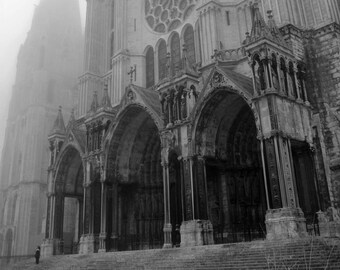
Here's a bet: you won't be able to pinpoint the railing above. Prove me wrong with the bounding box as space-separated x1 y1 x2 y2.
117 234 164 251
212 47 246 61
213 223 266 244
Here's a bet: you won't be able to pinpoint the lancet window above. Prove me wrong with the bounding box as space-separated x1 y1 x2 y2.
270 54 279 90
170 33 181 76
158 40 167 81
86 122 103 153
288 62 297 98
279 58 288 96
145 47 155 88
253 54 266 92
297 64 307 101
183 25 196 66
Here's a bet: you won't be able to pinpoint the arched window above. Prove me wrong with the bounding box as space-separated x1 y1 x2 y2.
253 54 266 91
183 25 196 66
194 20 202 63
288 62 297 98
297 64 306 101
270 54 279 90
280 58 288 95
145 47 155 88
170 33 181 76
158 40 167 80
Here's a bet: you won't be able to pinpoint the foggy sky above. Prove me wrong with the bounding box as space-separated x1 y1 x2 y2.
0 0 86 154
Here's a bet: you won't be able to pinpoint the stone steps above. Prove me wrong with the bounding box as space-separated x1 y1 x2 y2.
6 237 340 270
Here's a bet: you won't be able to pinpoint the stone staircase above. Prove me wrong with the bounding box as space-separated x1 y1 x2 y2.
6 237 340 270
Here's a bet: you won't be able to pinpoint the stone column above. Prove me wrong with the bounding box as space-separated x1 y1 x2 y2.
263 137 307 240
98 181 107 252
79 183 95 254
41 193 57 257
52 190 64 255
110 183 119 251
180 156 213 247
162 161 172 248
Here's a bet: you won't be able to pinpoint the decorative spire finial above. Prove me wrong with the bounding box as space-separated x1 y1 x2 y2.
90 91 99 112
49 105 66 136
101 84 112 108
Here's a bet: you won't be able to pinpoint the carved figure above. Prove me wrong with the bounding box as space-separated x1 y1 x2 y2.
271 66 279 90
279 67 287 94
257 62 266 90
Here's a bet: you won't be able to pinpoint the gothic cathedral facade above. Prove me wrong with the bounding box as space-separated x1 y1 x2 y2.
42 0 340 256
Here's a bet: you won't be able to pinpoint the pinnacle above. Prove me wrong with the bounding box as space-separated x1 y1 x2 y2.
49 106 66 136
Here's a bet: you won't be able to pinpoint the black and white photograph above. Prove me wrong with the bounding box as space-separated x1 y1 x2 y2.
0 0 340 269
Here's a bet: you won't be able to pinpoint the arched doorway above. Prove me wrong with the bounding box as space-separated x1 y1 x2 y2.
291 141 320 233
195 90 266 243
107 105 164 250
54 147 84 254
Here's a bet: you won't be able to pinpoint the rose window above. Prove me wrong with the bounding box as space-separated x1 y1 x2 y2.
145 0 197 33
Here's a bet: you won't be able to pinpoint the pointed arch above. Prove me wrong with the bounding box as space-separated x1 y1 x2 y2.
157 39 167 81
52 145 84 254
182 24 196 66
169 32 181 76
194 19 202 64
192 86 266 243
55 145 84 195
145 46 155 88
104 104 164 250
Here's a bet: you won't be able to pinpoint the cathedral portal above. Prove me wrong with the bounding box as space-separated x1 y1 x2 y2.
106 105 164 251
195 90 266 243
51 147 84 254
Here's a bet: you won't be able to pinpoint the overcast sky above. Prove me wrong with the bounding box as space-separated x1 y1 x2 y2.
0 0 86 154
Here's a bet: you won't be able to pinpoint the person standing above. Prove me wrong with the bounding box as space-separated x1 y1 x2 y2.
34 246 40 264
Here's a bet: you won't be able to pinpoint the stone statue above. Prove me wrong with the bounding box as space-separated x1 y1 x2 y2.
257 62 266 90
271 66 279 90
279 67 287 94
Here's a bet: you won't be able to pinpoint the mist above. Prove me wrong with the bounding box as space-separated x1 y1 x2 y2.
0 0 86 154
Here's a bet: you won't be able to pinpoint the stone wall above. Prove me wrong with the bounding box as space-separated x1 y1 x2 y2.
304 23 340 207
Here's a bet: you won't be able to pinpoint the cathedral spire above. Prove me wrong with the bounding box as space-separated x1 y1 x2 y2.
266 10 289 47
249 3 272 42
66 108 76 129
49 106 66 136
244 4 290 49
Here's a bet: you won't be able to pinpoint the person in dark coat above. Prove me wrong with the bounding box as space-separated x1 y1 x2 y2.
35 246 40 264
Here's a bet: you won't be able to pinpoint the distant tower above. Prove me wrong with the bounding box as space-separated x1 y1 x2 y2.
0 0 83 256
